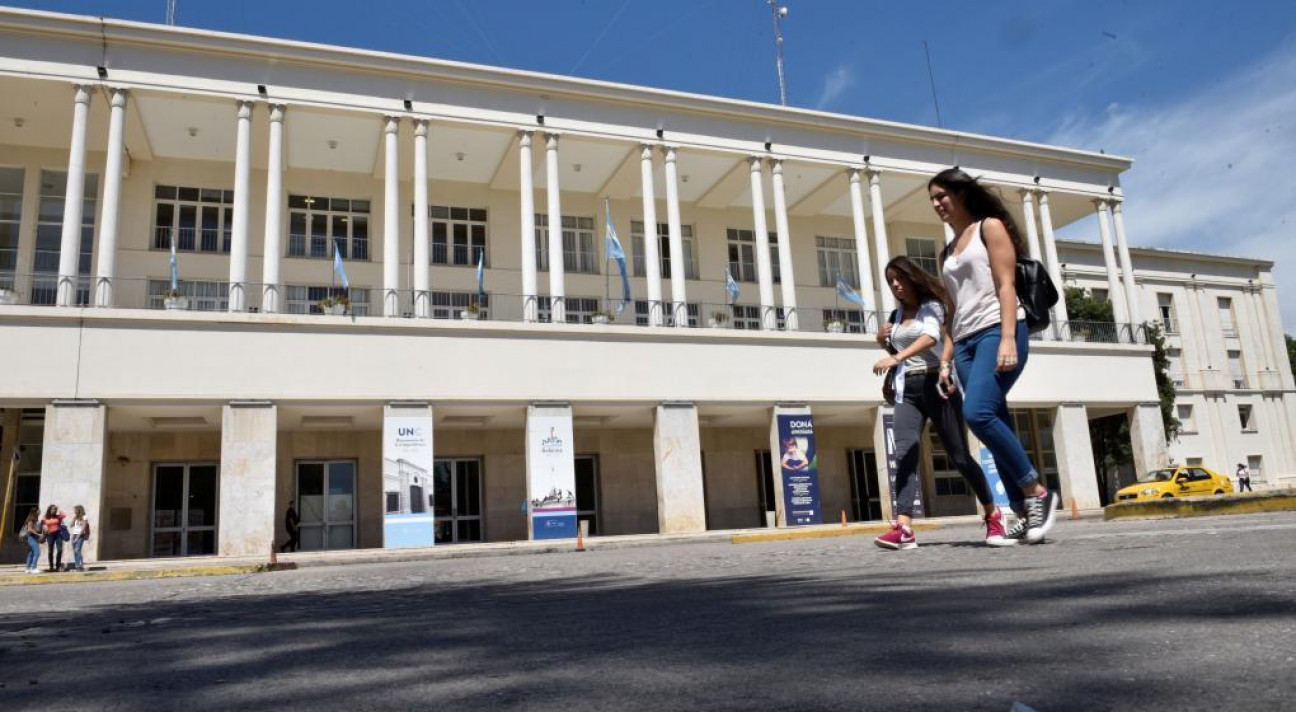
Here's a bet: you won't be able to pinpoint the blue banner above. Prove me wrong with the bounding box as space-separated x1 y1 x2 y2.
978 446 1012 509
776 413 822 526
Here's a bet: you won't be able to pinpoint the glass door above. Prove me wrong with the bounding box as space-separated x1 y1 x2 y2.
151 463 219 557
848 449 883 521
575 456 599 536
432 458 483 544
755 450 775 527
297 461 356 551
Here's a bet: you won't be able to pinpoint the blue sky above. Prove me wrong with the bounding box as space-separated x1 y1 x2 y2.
12 0 1296 329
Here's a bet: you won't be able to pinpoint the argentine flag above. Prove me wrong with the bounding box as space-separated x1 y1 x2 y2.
604 199 631 314
724 269 740 304
835 276 869 309
168 231 179 291
475 248 486 304
333 238 349 289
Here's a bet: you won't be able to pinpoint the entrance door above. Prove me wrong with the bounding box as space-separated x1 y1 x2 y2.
297 461 356 551
432 458 483 544
848 449 883 521
755 449 776 527
575 455 600 536
151 463 219 557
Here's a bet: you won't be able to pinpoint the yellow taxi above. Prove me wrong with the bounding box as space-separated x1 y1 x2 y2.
1115 465 1235 501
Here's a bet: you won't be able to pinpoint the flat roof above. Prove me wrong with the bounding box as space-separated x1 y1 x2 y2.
1056 239 1273 269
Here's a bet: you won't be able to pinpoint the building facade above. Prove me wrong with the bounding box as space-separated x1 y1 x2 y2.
4 7 1272 564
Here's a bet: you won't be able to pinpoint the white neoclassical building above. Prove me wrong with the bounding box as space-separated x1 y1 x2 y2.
0 8 1290 563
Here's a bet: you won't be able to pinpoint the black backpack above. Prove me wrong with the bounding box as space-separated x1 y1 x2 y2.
945 220 1059 334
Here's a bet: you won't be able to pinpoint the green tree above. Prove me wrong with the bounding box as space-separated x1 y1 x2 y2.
1065 286 1114 323
1287 334 1295 377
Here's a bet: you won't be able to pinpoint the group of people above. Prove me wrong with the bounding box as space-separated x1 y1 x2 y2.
871 168 1058 550
18 504 91 573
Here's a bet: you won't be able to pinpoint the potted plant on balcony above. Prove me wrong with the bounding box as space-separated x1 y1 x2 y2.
0 286 18 306
590 308 612 325
162 288 189 311
825 318 846 334
708 310 730 329
459 302 482 320
318 294 349 316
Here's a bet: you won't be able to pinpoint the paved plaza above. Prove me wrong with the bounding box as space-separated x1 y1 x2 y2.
2 513 1295 711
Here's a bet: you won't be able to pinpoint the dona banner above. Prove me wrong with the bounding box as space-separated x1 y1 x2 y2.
527 407 577 539
382 414 436 549
776 413 822 526
883 412 925 518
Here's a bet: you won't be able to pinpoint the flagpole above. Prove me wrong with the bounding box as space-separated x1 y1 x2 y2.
0 449 20 550
603 198 610 315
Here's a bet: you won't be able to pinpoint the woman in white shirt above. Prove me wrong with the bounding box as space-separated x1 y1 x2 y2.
871 256 1012 550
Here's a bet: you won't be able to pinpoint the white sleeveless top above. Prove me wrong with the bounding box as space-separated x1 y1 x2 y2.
941 221 1024 342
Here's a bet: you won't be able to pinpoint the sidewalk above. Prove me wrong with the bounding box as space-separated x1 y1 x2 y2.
1 513 1060 587
1103 488 1296 521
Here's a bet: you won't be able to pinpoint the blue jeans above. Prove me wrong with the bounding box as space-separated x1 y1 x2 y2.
72 538 85 570
25 535 41 570
954 320 1040 508
47 537 63 570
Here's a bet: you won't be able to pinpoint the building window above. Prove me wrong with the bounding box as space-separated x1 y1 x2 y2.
1166 348 1185 387
1092 288 1110 303
537 296 599 324
147 280 229 311
631 221 698 280
822 308 867 334
430 291 489 320
726 228 779 283
1177 404 1195 433
289 195 370 260
32 170 97 305
1157 293 1178 333
8 410 44 534
905 237 939 275
285 285 371 316
1238 404 1255 432
727 304 785 330
1227 349 1246 388
428 205 486 267
0 167 24 288
1217 297 1237 337
1247 455 1263 481
635 300 698 327
153 185 233 253
816 236 858 287
537 214 597 274
1185 457 1203 466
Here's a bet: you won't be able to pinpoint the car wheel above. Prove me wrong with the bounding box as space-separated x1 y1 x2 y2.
1161 494 1174 498
1214 489 1224 495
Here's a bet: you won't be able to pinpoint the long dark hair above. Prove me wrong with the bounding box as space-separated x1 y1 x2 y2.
928 168 1024 257
23 507 39 527
884 255 953 326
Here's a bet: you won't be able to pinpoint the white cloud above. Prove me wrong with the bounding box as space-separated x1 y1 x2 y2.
815 64 853 110
1048 40 1296 333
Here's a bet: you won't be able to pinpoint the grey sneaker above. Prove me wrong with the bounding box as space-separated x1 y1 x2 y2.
1024 490 1058 544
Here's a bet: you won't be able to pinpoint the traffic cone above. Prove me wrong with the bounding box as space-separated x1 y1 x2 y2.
575 525 585 553
1070 496 1080 520
841 509 848 527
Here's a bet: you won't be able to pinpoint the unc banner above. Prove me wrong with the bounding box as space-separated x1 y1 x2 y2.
526 406 577 539
883 412 925 518
382 413 436 548
776 413 822 526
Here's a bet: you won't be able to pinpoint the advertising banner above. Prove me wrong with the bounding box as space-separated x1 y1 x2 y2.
776 413 822 526
978 446 1013 509
527 408 577 539
883 412 925 518
382 414 436 549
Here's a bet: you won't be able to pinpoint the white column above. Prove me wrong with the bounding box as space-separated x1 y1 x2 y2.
847 169 876 316
1019 189 1042 262
770 159 798 330
382 116 401 317
639 144 663 325
1053 403 1102 510
228 101 253 312
1094 199 1127 324
56 85 92 307
662 146 687 326
260 104 285 313
39 401 107 563
1111 199 1143 328
219 401 277 557
413 120 431 318
519 131 538 322
653 402 707 533
867 168 894 314
1128 402 1170 476
1037 190 1069 323
545 133 566 322
748 157 776 329
94 88 128 308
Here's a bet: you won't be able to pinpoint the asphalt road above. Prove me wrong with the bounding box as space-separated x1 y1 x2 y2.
2 512 1294 711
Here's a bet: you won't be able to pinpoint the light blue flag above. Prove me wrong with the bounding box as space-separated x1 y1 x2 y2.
168 231 179 291
724 269 740 304
604 199 631 314
835 276 869 309
333 238 349 289
475 248 486 304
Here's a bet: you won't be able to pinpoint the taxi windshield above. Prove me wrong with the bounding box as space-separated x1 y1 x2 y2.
1137 469 1176 483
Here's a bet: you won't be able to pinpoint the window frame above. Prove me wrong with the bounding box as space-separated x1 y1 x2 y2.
427 205 488 267
536 214 598 274
631 221 699 280
152 185 235 254
288 195 371 261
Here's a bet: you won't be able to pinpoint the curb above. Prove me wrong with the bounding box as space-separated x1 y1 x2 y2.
1103 489 1296 521
0 563 276 587
731 521 942 544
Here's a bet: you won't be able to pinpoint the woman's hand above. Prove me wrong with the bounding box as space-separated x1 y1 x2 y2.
873 354 899 375
996 338 1018 373
876 322 892 348
938 364 955 399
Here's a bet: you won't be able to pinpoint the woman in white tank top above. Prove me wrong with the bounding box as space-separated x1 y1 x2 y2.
929 168 1058 545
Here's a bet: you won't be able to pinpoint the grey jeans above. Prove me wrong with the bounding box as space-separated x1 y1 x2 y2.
892 371 996 517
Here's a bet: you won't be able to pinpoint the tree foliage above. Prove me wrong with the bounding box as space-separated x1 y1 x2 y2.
1287 334 1295 377
1065 286 1114 323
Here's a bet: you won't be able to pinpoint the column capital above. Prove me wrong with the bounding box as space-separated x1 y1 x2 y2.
268 104 286 122
414 119 429 138
748 155 764 170
847 166 865 182
1035 187 1052 200
1109 197 1125 211
544 131 562 146
71 84 91 103
769 158 785 174
865 166 883 183
383 115 400 133
660 144 679 161
108 87 128 108
1093 197 1112 211
518 128 533 146
1018 187 1036 200
640 143 656 158
236 100 254 119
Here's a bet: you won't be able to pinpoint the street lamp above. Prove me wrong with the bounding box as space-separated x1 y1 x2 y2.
767 0 789 106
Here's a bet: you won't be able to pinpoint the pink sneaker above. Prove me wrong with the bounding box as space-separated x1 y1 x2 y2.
984 508 1017 547
874 523 917 550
